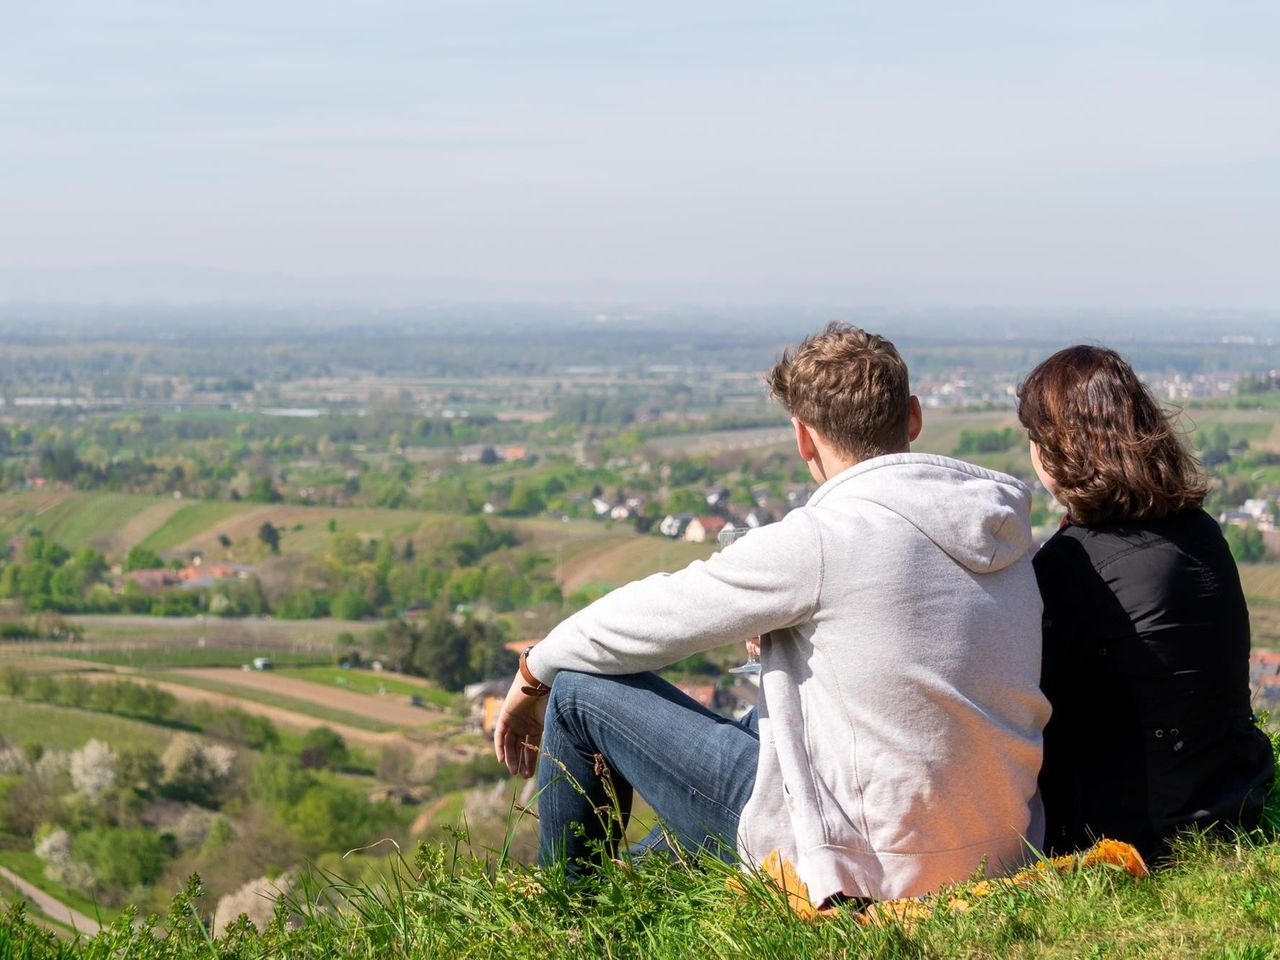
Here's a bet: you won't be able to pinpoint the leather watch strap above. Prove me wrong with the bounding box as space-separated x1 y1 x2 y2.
519 646 550 697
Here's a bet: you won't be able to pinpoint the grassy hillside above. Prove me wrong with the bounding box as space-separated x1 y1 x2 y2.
3 797 1280 958
136 500 256 553
0 492 172 556
0 700 181 753
0 492 448 562
0 491 678 594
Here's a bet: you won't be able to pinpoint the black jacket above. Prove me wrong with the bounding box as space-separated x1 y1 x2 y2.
1034 508 1274 860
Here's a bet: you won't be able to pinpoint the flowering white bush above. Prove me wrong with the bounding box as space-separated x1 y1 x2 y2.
33 826 95 890
69 739 117 799
161 735 237 801
0 745 30 776
205 743 237 779
34 827 73 868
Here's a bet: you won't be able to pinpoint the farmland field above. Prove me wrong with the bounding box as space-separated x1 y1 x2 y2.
144 672 397 734
64 614 370 649
0 491 457 563
561 536 714 592
166 668 440 728
0 492 171 555
56 646 333 670
1242 564 1280 599
274 666 454 706
1242 563 1280 650
136 499 256 552
1182 408 1280 452
0 699 182 753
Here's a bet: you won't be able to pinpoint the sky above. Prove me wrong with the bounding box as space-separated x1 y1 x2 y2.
1 1 1277 308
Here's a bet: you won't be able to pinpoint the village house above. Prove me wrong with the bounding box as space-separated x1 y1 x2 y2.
176 563 252 590
785 483 816 509
704 486 732 508
659 513 694 539
123 568 177 590
684 515 729 543
464 679 512 736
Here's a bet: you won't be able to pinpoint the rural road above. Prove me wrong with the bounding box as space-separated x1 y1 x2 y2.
0 866 102 935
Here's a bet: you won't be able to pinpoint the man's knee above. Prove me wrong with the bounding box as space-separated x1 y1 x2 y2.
547 669 601 717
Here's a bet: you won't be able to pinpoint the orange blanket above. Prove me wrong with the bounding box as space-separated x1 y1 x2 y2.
730 839 1148 925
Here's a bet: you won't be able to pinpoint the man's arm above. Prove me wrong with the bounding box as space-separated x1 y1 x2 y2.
495 510 822 776
526 509 823 684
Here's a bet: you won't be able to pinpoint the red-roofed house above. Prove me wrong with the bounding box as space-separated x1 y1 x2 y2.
684 516 728 543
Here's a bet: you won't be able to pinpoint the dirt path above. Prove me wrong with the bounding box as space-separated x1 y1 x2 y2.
171 668 440 727
409 794 457 836
0 866 102 935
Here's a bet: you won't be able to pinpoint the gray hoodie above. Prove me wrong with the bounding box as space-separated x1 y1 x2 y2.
528 453 1049 902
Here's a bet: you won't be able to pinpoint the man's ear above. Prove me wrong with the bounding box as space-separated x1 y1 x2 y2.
907 395 923 443
793 418 819 462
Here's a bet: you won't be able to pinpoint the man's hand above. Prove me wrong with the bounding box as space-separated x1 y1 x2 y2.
493 674 549 779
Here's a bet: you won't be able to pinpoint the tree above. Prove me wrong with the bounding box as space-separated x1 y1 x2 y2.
116 747 162 795
276 588 324 619
247 474 283 503
298 727 349 770
1224 525 1266 564
411 616 473 691
69 739 116 800
161 734 235 806
124 545 163 572
329 532 367 567
330 590 372 621
258 522 281 554
74 827 169 891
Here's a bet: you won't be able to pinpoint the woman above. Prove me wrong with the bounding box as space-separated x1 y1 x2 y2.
1018 345 1274 860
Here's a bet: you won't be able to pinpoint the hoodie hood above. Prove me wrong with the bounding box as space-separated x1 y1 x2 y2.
809 453 1033 573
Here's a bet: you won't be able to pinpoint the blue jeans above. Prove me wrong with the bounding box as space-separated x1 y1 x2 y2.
536 671 759 874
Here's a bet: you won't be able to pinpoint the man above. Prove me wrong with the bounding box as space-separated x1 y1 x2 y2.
494 323 1049 904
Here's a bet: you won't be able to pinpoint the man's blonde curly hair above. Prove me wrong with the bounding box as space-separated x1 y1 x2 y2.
767 322 911 462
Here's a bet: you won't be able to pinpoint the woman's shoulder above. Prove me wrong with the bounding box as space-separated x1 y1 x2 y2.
1035 508 1220 573
1048 509 1241 594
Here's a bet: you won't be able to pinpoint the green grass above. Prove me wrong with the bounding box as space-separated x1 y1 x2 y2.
149 672 396 733
137 500 254 553
0 493 164 554
26 494 156 549
2 740 1280 958
6 821 1280 957
0 700 178 753
273 667 455 707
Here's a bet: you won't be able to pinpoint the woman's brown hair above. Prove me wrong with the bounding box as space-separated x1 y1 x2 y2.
1017 345 1207 525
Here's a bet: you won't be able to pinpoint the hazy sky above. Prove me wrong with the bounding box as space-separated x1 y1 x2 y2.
2 1 1277 307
